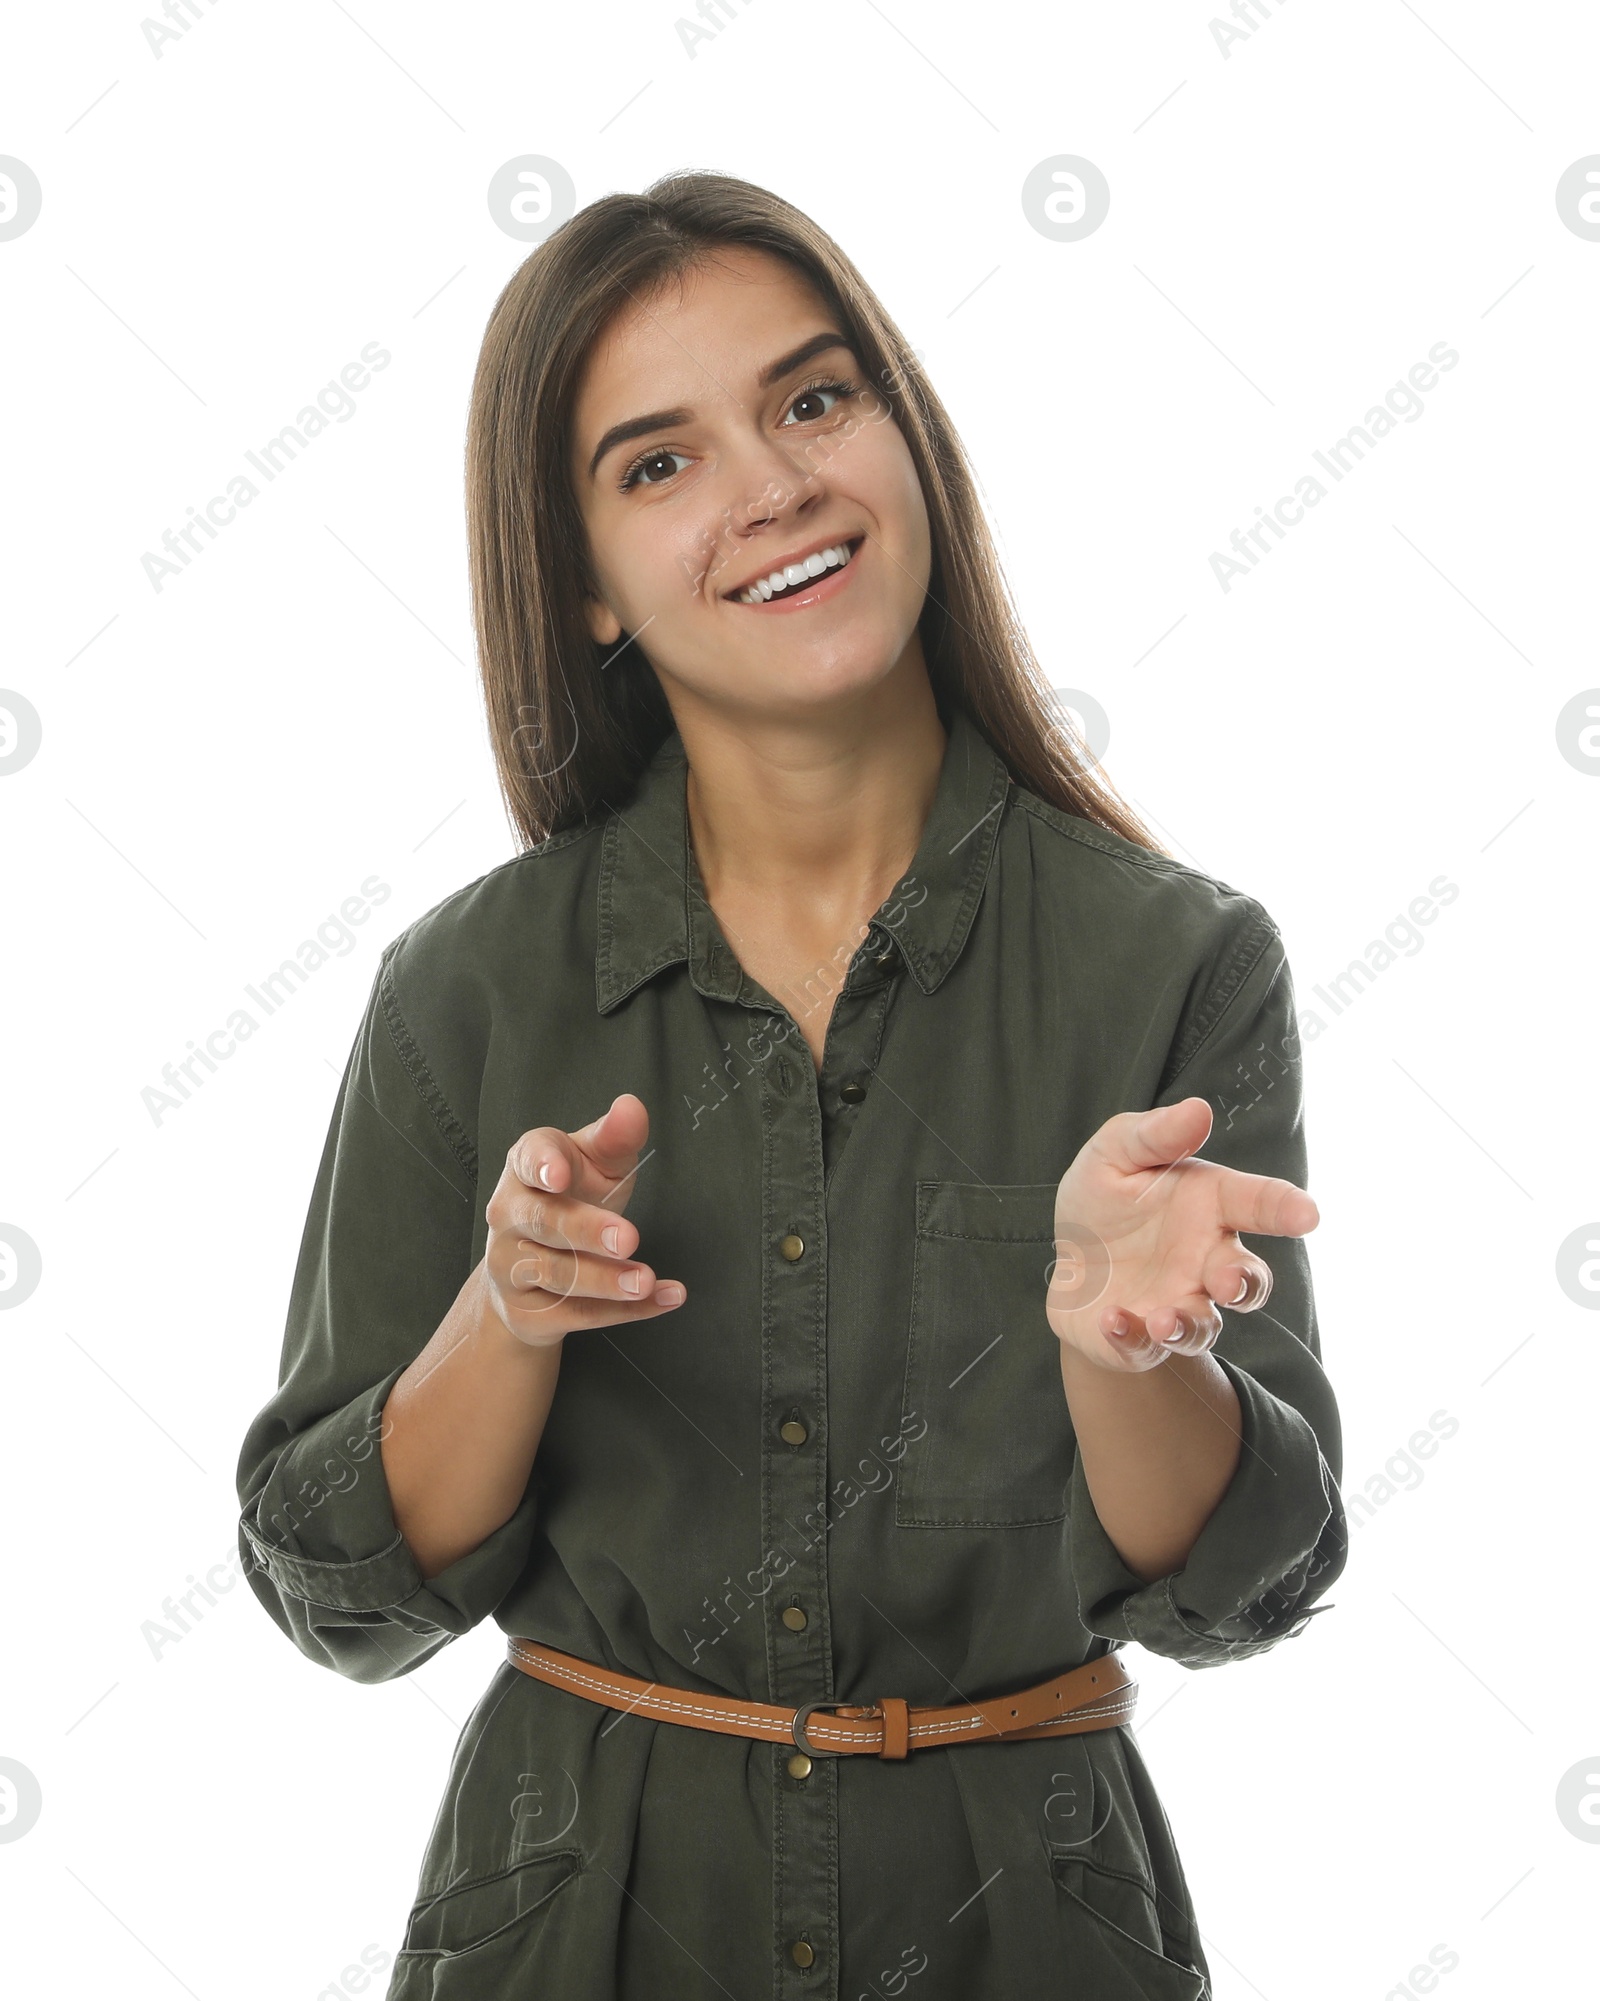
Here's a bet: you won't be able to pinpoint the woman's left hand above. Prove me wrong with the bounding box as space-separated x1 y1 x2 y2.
1046 1096 1319 1373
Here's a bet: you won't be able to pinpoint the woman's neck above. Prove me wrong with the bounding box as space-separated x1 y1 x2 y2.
679 669 947 922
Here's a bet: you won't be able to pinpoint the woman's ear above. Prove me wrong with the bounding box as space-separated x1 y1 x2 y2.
582 592 624 646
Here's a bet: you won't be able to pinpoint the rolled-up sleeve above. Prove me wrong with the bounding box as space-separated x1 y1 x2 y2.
1068 910 1347 1670
235 939 539 1684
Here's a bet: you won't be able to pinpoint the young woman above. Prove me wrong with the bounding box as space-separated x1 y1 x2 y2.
237 169 1345 2000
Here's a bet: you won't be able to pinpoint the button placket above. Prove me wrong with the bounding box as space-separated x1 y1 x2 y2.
750 994 837 1990
817 970 895 1184
741 936 903 1990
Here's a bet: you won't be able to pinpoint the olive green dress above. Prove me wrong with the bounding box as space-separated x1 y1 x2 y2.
236 701 1345 1999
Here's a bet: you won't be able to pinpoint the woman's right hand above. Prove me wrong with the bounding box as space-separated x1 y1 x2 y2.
481 1092 686 1348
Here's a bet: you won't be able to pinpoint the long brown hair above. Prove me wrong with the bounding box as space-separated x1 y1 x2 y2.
465 168 1166 856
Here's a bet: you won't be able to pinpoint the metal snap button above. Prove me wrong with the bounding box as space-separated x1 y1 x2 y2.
778 1233 805 1261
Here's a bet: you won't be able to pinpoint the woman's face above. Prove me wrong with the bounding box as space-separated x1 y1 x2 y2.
570 246 933 727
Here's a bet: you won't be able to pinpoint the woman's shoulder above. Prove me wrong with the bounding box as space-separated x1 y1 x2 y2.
1004 777 1284 982
371 817 609 1049
1012 780 1272 928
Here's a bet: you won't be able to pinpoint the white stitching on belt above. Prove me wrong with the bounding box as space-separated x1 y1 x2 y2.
509 1643 1134 1747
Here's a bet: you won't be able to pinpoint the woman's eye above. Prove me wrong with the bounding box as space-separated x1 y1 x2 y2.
618 381 853 490
782 382 848 425
620 447 692 492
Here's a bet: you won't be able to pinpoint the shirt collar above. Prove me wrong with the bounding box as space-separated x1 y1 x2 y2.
595 704 1011 1015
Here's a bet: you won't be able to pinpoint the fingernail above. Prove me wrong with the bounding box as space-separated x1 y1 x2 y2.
537 1160 556 1189
656 1283 685 1306
619 1268 646 1295
602 1225 623 1254
1163 1329 1185 1345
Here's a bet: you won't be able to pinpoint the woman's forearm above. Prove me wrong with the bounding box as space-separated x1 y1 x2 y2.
380 1261 561 1581
1059 1345 1243 1583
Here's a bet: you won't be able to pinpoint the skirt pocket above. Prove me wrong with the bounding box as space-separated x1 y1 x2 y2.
1050 1853 1211 1999
386 1848 583 1997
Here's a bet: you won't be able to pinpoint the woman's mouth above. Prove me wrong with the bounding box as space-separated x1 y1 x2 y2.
726 536 864 612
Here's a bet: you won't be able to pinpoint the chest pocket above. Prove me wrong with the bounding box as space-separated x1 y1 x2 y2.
896 1180 1075 1529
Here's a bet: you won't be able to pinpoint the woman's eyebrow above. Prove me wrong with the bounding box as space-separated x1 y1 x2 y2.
585 330 855 481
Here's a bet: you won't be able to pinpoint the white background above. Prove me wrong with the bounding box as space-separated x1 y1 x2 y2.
2 2 1597 1996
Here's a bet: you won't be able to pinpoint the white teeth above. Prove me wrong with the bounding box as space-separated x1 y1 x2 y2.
737 540 855 604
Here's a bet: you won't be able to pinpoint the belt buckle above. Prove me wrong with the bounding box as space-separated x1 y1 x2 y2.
791 1697 881 1757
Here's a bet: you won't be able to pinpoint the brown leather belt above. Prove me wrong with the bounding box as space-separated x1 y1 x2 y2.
506 1637 1136 1759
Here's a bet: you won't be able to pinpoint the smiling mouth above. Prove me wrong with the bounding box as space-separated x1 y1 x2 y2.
726 536 864 608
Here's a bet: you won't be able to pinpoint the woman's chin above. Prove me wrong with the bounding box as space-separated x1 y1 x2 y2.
659 646 888 716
